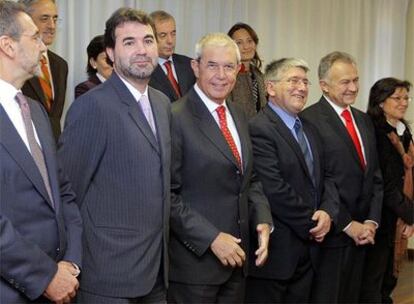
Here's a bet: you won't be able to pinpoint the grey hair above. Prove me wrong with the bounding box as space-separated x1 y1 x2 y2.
318 51 356 80
17 0 55 14
264 58 309 82
0 0 27 39
149 10 175 23
194 32 241 63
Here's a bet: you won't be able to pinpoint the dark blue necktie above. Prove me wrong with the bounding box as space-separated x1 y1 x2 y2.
294 118 314 182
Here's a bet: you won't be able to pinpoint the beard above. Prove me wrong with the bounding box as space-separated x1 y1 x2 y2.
116 55 157 80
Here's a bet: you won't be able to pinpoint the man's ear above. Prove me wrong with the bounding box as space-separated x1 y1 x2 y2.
0 35 16 58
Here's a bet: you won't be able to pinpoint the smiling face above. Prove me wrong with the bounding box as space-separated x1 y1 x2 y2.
320 61 359 108
28 0 58 46
191 45 239 105
106 21 158 82
268 67 309 115
381 87 410 124
231 28 256 63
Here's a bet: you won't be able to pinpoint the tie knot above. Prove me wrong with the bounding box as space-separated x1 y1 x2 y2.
15 92 28 107
216 105 226 118
40 55 47 65
164 60 172 68
341 109 352 122
294 118 302 131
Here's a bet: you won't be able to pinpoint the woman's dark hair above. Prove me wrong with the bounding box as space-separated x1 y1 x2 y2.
86 35 106 77
227 22 262 70
367 77 411 127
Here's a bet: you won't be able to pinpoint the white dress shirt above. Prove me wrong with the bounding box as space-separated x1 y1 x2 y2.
194 83 243 162
0 79 41 151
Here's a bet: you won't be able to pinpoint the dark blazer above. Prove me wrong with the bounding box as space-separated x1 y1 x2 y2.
169 88 272 285
373 123 414 243
149 53 196 102
248 104 336 279
0 98 82 303
74 74 102 99
21 50 68 141
301 96 383 247
58 73 171 298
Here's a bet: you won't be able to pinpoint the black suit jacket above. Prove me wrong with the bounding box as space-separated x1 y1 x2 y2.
149 53 196 102
74 74 102 99
169 88 272 285
58 73 171 297
0 98 82 303
301 96 383 247
21 50 68 141
248 104 337 279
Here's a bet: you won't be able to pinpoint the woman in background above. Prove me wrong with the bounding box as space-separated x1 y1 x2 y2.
75 35 113 98
227 23 267 118
362 77 414 303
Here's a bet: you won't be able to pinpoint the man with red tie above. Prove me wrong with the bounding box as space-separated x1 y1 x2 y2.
168 33 272 303
19 0 68 141
301 51 383 303
149 10 196 102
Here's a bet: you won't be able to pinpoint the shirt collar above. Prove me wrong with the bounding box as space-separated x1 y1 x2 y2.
194 83 229 114
323 94 351 116
158 56 173 65
0 78 20 104
268 101 297 130
117 73 149 101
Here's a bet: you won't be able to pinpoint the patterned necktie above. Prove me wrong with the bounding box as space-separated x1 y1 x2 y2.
216 105 242 170
250 72 260 112
15 92 54 206
139 95 157 136
294 118 314 182
164 60 181 98
39 55 53 112
341 109 365 169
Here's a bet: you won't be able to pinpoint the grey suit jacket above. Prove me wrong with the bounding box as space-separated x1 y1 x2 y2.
149 53 196 102
0 98 82 303
58 73 171 297
21 50 68 141
169 88 272 285
301 96 383 247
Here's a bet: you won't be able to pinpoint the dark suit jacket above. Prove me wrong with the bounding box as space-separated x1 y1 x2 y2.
58 73 171 298
149 53 196 102
169 88 272 285
22 50 68 141
248 104 337 280
0 98 82 303
301 96 383 247
74 74 102 99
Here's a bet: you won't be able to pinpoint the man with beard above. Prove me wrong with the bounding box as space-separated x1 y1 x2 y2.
18 0 68 141
58 8 171 303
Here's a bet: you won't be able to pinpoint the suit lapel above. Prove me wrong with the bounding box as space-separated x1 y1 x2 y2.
173 54 190 93
152 65 178 100
319 98 362 168
109 73 159 153
25 77 46 107
0 105 54 208
352 108 370 169
188 90 239 169
264 105 314 182
227 102 249 172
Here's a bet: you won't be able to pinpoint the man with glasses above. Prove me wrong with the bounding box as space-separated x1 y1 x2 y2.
245 58 334 303
301 51 383 303
0 1 82 303
168 33 272 303
19 0 67 141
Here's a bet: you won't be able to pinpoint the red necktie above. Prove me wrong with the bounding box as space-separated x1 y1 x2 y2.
341 109 365 169
164 60 181 98
216 106 242 169
39 56 53 112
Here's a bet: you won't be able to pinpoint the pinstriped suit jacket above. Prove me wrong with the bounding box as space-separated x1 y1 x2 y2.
58 72 171 297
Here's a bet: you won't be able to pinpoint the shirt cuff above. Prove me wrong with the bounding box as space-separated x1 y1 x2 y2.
364 220 379 229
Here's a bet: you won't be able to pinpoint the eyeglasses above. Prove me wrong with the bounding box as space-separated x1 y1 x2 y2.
388 96 412 103
198 60 238 74
271 77 311 87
